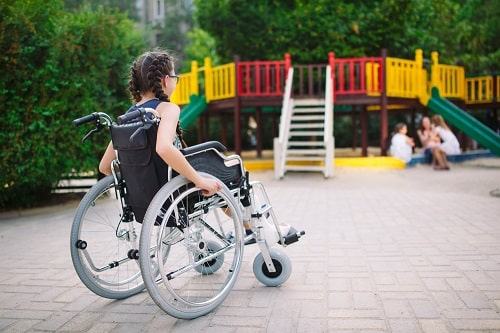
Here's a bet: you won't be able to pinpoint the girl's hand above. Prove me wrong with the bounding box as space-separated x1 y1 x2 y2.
195 177 222 197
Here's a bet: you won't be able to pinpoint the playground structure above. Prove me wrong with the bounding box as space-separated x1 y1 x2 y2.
171 49 500 175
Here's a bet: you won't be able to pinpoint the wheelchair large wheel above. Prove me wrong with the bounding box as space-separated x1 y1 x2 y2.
70 175 144 299
139 174 244 319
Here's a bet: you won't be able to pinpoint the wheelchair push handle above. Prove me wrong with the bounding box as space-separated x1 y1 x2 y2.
72 112 113 143
72 112 100 127
116 109 142 125
116 108 160 125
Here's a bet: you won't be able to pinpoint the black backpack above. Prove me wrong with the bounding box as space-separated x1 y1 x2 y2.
110 121 168 222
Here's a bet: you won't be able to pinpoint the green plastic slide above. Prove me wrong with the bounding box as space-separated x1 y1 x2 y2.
427 87 500 156
180 95 208 128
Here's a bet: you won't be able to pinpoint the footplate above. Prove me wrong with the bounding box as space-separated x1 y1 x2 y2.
278 227 305 246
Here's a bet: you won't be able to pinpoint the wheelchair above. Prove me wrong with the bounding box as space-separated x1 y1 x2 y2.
71 109 305 319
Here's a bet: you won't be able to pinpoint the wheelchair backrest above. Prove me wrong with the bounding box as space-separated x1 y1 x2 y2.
110 118 247 223
110 121 168 222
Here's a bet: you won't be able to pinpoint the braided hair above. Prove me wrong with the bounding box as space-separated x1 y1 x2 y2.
128 51 186 147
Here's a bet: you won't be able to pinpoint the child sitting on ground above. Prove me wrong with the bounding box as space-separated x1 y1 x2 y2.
389 123 415 163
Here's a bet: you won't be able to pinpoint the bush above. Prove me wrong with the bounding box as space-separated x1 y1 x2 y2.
0 0 146 208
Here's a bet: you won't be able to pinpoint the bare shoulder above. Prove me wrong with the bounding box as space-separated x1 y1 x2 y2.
157 101 180 117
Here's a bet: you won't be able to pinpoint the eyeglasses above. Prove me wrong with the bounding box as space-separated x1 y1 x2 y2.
165 74 180 84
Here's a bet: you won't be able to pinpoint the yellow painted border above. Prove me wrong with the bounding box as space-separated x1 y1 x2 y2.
244 157 406 172
335 157 406 168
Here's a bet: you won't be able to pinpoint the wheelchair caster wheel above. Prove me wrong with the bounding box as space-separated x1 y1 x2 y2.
194 240 225 275
253 248 292 287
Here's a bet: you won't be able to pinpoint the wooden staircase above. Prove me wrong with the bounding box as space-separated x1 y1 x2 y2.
274 67 334 179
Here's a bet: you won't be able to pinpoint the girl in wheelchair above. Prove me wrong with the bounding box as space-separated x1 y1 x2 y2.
99 50 221 198
93 49 303 319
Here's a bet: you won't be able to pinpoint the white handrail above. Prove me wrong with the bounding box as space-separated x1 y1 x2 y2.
324 65 333 143
278 68 294 145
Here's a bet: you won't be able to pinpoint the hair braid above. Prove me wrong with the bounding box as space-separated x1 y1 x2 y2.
128 59 143 103
127 50 186 146
176 122 187 148
147 55 171 102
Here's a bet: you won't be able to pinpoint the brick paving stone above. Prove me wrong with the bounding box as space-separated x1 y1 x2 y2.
33 311 79 332
0 164 499 332
388 318 421 332
419 319 451 333
1 319 42 333
409 299 440 318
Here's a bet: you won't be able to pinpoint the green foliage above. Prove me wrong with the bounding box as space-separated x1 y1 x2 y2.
0 0 146 208
155 0 196 71
193 0 497 73
184 27 220 70
63 0 139 20
451 0 500 73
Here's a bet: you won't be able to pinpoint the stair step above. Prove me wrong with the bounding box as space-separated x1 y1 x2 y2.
287 141 325 148
290 123 324 129
290 115 325 121
284 165 325 171
289 131 324 136
286 148 326 154
285 156 326 161
292 107 325 113
293 99 325 106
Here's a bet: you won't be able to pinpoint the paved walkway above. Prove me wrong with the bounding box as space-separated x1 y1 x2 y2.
1 161 500 332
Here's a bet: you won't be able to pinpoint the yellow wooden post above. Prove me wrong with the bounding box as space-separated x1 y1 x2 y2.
204 57 212 103
431 51 439 89
414 49 429 105
191 60 199 96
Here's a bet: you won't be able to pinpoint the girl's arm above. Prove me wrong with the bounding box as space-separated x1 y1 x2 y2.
405 135 415 147
417 129 427 146
155 102 221 196
99 141 115 176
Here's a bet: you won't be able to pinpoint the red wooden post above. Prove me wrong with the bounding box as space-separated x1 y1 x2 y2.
329 52 335 98
285 53 292 76
233 55 242 154
359 59 365 94
361 105 368 157
338 62 344 94
276 62 281 94
349 60 355 92
255 107 262 158
255 62 261 95
380 49 389 156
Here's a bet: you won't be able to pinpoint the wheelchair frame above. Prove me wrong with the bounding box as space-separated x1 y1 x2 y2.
71 109 304 319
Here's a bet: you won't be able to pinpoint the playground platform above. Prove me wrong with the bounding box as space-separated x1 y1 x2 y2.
172 50 500 161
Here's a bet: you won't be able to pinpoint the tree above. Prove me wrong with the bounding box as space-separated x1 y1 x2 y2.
155 0 196 71
184 27 220 69
63 0 139 20
0 0 146 208
193 0 469 63
452 0 500 73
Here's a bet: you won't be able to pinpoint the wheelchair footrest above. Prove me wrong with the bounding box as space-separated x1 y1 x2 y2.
278 227 305 246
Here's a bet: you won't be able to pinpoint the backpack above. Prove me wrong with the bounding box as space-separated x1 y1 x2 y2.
110 121 168 222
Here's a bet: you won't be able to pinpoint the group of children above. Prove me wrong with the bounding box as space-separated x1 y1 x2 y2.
389 115 460 170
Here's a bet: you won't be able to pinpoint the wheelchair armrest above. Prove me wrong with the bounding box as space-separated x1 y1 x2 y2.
181 141 227 156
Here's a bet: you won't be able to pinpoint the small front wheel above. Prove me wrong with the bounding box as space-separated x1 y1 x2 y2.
194 240 225 275
253 249 292 287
